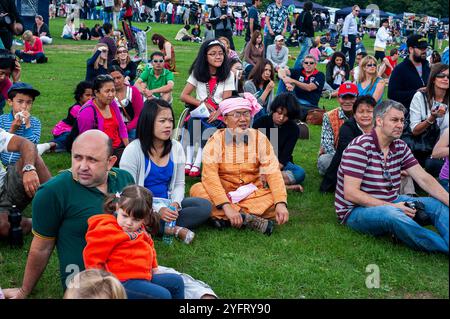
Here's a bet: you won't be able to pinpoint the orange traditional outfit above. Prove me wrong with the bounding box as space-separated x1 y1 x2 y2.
190 128 287 220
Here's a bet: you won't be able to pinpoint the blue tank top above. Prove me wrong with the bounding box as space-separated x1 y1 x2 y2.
357 77 382 104
144 156 174 199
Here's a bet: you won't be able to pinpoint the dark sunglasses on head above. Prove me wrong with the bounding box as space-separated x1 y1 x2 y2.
96 74 114 81
436 73 449 79
117 50 128 54
153 59 164 63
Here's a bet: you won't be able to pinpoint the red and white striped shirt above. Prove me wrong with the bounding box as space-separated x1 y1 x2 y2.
335 129 418 223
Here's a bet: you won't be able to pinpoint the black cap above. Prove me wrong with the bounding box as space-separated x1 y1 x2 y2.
7 82 41 98
406 34 428 49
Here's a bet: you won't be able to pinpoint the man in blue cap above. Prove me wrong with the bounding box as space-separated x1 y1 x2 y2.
0 82 51 240
388 34 431 114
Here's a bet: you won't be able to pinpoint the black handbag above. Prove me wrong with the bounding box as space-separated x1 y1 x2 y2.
401 93 440 154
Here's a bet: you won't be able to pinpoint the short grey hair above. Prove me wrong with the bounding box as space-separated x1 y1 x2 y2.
303 54 317 63
373 99 406 125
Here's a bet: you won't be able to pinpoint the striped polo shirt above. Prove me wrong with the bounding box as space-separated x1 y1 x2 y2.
335 129 418 223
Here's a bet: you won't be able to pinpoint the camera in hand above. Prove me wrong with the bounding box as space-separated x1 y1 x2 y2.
0 13 13 28
8 205 23 247
404 201 431 226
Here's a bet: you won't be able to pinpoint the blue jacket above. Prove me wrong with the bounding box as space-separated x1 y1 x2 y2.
387 58 430 112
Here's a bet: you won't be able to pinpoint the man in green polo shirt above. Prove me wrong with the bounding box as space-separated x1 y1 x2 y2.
135 51 174 103
3 130 134 298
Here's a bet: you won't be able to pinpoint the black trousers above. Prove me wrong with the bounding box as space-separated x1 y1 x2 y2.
215 29 235 50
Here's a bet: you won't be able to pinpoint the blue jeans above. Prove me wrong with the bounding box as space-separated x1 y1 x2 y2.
294 37 313 69
284 162 306 184
122 273 185 299
277 80 317 121
51 131 71 152
346 195 449 254
15 51 45 63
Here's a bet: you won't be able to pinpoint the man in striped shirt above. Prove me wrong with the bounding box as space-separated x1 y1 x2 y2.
335 100 449 253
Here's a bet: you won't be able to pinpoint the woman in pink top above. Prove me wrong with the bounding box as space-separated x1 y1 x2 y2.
77 74 129 164
14 30 47 64
432 128 449 192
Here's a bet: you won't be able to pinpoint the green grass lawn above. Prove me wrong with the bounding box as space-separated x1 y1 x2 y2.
0 18 448 299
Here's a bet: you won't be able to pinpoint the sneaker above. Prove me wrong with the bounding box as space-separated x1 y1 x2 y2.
185 164 192 175
31 59 37 64
189 166 201 177
241 213 274 236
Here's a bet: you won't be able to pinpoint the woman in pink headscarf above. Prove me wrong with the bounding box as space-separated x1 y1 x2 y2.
190 93 289 236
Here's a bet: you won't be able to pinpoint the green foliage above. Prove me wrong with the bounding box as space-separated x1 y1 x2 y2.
0 18 448 299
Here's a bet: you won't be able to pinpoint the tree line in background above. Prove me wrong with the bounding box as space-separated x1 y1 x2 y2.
260 0 448 19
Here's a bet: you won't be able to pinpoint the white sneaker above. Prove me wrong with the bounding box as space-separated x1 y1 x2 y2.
37 143 51 155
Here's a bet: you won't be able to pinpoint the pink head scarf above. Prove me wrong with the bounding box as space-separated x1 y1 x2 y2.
218 92 262 118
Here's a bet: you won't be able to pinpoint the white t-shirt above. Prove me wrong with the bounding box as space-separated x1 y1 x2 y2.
167 2 173 14
0 128 14 187
187 72 235 105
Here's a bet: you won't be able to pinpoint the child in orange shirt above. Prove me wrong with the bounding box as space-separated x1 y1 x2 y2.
83 185 184 299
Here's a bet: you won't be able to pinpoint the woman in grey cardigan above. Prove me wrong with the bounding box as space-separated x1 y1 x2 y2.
120 99 211 243
243 59 275 122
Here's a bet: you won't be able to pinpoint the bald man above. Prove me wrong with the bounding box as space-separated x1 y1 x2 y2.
3 130 134 299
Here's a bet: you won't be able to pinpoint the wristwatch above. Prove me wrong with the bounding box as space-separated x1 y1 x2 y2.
22 164 36 173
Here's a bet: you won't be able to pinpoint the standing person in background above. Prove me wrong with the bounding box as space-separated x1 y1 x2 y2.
264 0 288 55
341 5 360 69
209 0 235 50
103 0 114 24
437 22 445 50
245 0 261 45
166 1 173 25
0 0 24 51
428 21 438 50
293 1 314 69
151 34 176 73
99 23 117 64
374 19 391 62
112 0 122 30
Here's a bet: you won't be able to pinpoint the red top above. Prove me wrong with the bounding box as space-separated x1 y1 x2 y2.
101 107 122 148
384 56 397 76
24 36 44 54
83 214 158 282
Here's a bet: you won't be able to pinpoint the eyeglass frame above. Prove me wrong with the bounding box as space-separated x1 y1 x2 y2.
152 59 165 63
225 110 251 119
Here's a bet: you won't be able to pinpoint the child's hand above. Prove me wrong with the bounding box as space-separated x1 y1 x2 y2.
22 111 31 127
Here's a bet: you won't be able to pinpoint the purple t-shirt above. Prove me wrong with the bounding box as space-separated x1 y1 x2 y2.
440 157 449 180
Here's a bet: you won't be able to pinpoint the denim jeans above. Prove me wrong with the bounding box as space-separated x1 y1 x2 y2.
294 37 313 69
284 161 306 184
51 131 71 152
277 79 317 121
346 195 449 254
15 51 45 63
122 273 185 299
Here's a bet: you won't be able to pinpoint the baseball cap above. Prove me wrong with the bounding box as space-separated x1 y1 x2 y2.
406 34 428 49
7 82 41 98
338 82 358 97
275 35 284 42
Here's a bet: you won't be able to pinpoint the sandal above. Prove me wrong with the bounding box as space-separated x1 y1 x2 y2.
185 164 192 175
174 226 195 244
189 165 201 177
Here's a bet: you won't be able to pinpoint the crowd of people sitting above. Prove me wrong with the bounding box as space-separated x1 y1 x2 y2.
0 0 448 300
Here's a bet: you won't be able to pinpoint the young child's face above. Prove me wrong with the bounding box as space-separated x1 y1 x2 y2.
8 93 34 115
116 208 144 232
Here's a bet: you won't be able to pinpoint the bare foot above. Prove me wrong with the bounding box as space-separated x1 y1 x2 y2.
286 184 304 192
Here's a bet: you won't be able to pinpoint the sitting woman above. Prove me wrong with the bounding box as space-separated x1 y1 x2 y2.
323 51 350 98
76 22 91 40
37 80 94 154
109 65 143 140
15 30 47 64
408 62 448 177
253 93 305 192
190 93 289 236
320 95 376 193
152 34 176 72
357 55 385 105
243 59 275 121
243 30 265 79
86 43 109 81
120 99 212 244
111 45 138 84
77 74 129 163
218 36 239 60
61 17 78 40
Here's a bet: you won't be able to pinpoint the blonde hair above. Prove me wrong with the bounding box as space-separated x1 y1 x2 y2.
358 55 378 84
22 30 34 42
64 269 126 299
218 37 230 52
93 43 108 70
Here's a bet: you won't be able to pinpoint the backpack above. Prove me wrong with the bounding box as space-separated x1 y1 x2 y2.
65 104 98 152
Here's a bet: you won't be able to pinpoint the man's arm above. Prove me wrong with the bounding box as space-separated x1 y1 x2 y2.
432 128 449 159
149 81 174 94
3 237 55 299
290 78 318 92
406 164 449 206
7 135 37 166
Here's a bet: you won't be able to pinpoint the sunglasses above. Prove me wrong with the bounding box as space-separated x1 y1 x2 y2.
96 74 114 81
382 166 394 191
303 61 315 65
366 63 377 67
117 50 128 54
152 59 164 63
436 73 449 79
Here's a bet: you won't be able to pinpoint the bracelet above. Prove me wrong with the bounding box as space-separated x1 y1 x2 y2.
426 119 435 125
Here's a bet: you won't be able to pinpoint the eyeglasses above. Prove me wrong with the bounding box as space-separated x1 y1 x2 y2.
96 74 114 81
117 50 128 54
226 110 251 119
303 61 315 65
152 59 164 63
436 73 449 79
207 52 224 57
382 166 394 191
366 63 377 67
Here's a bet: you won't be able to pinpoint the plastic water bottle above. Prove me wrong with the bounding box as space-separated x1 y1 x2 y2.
162 206 177 245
